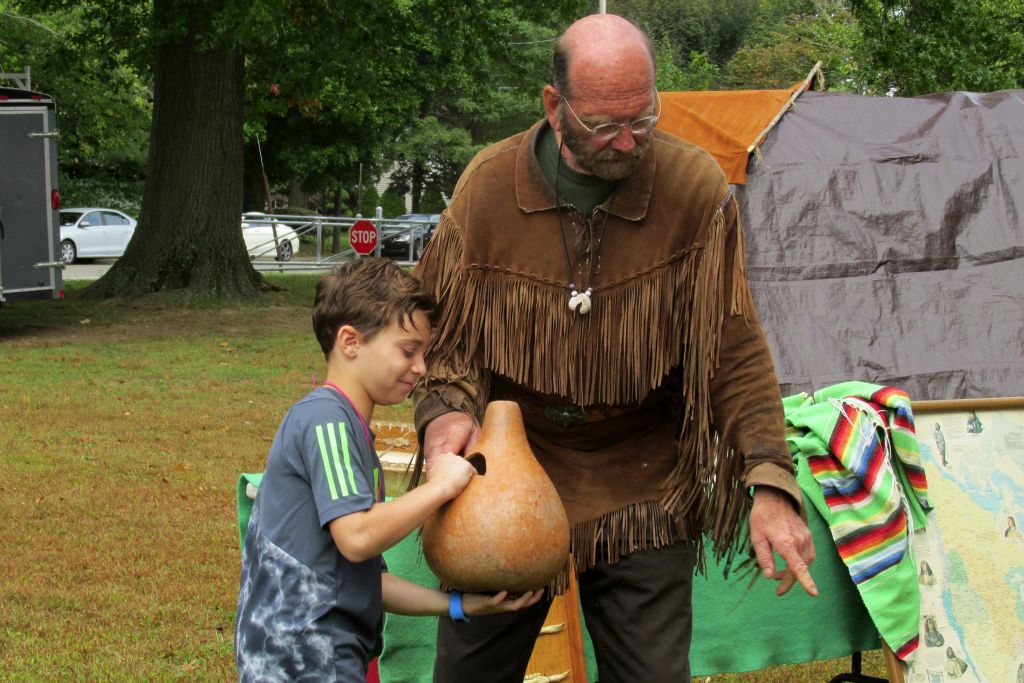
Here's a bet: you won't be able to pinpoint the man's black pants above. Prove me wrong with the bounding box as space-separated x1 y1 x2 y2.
433 540 697 683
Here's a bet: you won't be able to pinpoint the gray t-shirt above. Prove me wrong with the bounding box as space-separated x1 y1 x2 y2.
236 385 386 682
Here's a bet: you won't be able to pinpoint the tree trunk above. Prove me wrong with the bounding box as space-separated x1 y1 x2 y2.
332 181 343 253
287 178 308 210
84 1 261 299
411 161 424 213
243 148 266 213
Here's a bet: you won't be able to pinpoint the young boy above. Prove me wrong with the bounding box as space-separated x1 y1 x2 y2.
235 258 540 682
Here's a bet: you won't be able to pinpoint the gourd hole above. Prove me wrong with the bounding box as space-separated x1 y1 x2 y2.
466 453 487 475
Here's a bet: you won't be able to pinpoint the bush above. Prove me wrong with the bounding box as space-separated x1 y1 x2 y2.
59 170 144 217
378 188 408 218
279 206 319 217
354 184 380 217
420 189 448 213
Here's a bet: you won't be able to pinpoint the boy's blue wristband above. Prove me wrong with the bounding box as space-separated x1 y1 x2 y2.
448 591 470 623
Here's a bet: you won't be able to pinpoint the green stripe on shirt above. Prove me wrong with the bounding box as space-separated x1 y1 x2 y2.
315 424 339 501
326 422 350 497
339 422 359 495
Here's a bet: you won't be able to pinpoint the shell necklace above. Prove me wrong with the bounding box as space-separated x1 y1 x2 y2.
554 142 615 316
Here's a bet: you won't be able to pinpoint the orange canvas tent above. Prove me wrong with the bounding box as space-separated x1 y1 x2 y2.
655 64 821 183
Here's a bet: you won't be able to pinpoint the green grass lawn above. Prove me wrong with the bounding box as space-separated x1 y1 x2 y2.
0 275 887 681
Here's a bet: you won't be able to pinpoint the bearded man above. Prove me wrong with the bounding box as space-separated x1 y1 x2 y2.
412 13 816 683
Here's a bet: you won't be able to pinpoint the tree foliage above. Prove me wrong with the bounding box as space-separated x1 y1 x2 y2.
386 116 476 212
725 1 862 90
619 0 841 91
615 0 759 67
654 40 722 91
382 5 586 213
849 0 1024 95
1 1 151 210
246 3 586 215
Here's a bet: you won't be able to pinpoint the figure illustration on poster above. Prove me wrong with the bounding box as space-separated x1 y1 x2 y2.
934 423 948 466
945 647 969 678
924 616 945 648
1007 516 1023 541
919 560 937 587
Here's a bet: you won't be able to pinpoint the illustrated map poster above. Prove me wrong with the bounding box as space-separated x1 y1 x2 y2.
908 406 1024 683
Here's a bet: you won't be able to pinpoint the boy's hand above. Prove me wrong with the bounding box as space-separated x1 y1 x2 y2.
462 590 545 617
423 412 479 473
426 451 477 501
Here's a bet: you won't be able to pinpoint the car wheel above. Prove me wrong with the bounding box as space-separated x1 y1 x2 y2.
276 241 293 262
60 239 77 264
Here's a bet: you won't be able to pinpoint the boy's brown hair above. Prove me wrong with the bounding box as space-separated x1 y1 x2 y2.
312 258 437 357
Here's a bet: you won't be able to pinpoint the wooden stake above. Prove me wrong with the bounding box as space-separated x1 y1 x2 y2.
746 61 823 153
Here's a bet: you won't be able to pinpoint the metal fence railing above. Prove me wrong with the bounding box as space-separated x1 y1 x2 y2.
243 207 436 272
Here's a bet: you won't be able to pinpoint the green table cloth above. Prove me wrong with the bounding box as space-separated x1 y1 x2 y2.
237 475 880 679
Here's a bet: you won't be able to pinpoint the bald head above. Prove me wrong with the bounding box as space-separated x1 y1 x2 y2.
553 14 655 100
543 15 659 178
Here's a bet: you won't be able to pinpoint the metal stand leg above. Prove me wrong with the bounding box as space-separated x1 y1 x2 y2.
828 652 889 683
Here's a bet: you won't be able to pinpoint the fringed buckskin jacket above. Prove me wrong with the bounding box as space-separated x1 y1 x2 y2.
413 120 801 591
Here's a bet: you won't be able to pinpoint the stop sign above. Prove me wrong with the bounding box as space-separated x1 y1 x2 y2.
349 219 379 255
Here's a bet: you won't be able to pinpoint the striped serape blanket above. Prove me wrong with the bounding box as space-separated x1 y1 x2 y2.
784 382 932 662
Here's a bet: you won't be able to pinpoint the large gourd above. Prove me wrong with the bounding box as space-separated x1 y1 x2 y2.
421 401 570 592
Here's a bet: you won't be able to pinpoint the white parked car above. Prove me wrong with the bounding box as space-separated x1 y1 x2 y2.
59 208 137 264
241 212 299 261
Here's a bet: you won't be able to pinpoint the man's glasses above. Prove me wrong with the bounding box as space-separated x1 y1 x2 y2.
560 91 661 141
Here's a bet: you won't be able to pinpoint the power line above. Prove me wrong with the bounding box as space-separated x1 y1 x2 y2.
508 36 558 46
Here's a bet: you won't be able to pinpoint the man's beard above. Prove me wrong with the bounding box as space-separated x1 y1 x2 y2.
559 109 651 180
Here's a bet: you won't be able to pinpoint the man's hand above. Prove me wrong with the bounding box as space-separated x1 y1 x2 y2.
749 486 818 597
422 412 480 479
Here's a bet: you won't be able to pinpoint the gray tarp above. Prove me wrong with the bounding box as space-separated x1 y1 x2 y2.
736 89 1024 400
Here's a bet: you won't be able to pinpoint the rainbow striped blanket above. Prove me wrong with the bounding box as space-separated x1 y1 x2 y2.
784 382 932 662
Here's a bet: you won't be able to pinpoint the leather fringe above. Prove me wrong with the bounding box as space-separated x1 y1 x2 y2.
424 218 707 408
571 500 675 568
541 499 744 595
419 214 481 404
660 199 754 567
541 500 675 595
729 195 752 319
